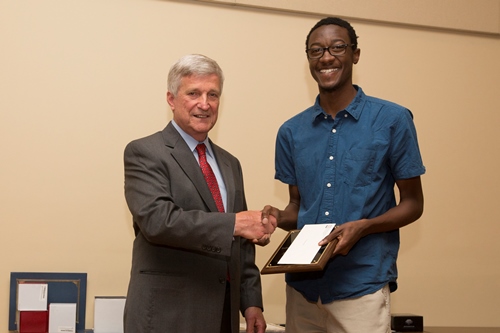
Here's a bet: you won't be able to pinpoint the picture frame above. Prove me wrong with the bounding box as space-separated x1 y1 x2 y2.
261 230 338 274
9 272 87 332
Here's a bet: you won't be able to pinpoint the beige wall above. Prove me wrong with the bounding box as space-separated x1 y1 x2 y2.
1 0 500 329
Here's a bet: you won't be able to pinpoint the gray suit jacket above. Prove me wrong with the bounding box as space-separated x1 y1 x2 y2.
123 122 263 332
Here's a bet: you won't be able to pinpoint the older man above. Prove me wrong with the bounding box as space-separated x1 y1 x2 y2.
123 54 274 333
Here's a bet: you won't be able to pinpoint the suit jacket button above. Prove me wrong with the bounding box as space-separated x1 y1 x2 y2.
219 277 225 284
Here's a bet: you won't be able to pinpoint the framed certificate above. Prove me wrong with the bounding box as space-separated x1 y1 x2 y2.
261 228 338 274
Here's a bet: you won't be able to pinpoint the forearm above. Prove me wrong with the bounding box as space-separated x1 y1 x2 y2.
276 184 300 231
358 195 424 237
277 203 299 231
361 176 424 236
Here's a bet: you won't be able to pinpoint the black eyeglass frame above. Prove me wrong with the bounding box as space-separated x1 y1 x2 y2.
305 44 356 59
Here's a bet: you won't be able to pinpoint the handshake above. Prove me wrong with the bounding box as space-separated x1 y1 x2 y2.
234 205 279 246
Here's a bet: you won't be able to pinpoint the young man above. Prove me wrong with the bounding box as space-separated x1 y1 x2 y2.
264 17 425 333
123 54 275 333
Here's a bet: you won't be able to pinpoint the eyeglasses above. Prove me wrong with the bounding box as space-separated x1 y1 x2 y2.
306 44 355 59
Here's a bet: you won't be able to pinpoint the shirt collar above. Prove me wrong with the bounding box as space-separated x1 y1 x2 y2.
311 85 365 121
171 120 214 157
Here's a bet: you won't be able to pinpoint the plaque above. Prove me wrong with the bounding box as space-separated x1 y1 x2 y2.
261 228 338 274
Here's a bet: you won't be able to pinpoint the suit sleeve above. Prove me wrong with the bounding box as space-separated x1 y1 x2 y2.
231 159 264 313
239 238 264 312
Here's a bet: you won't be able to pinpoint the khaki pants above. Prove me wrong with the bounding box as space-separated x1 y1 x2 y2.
285 284 391 333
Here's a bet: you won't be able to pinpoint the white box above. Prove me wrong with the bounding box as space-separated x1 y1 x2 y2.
48 303 76 333
94 296 126 333
17 283 48 311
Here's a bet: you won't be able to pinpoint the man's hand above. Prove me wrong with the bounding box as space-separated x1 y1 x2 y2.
244 306 266 333
318 220 366 256
261 205 280 225
252 209 278 246
235 211 276 242
261 197 299 232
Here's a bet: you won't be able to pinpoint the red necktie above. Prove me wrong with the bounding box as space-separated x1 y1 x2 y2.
196 144 225 213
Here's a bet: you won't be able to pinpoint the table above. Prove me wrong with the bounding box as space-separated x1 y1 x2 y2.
423 328 500 333
7 327 500 332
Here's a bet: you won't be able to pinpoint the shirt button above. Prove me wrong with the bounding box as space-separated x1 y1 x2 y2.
329 156 334 160
344 114 348 118
326 183 331 187
325 211 330 216
332 129 337 133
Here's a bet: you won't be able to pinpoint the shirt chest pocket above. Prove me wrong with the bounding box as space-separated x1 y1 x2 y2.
341 148 377 187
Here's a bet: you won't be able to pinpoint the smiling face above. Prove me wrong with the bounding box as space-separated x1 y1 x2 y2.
307 24 360 93
167 73 221 142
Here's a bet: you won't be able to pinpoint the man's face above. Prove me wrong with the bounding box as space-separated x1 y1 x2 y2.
167 74 221 142
307 24 360 92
